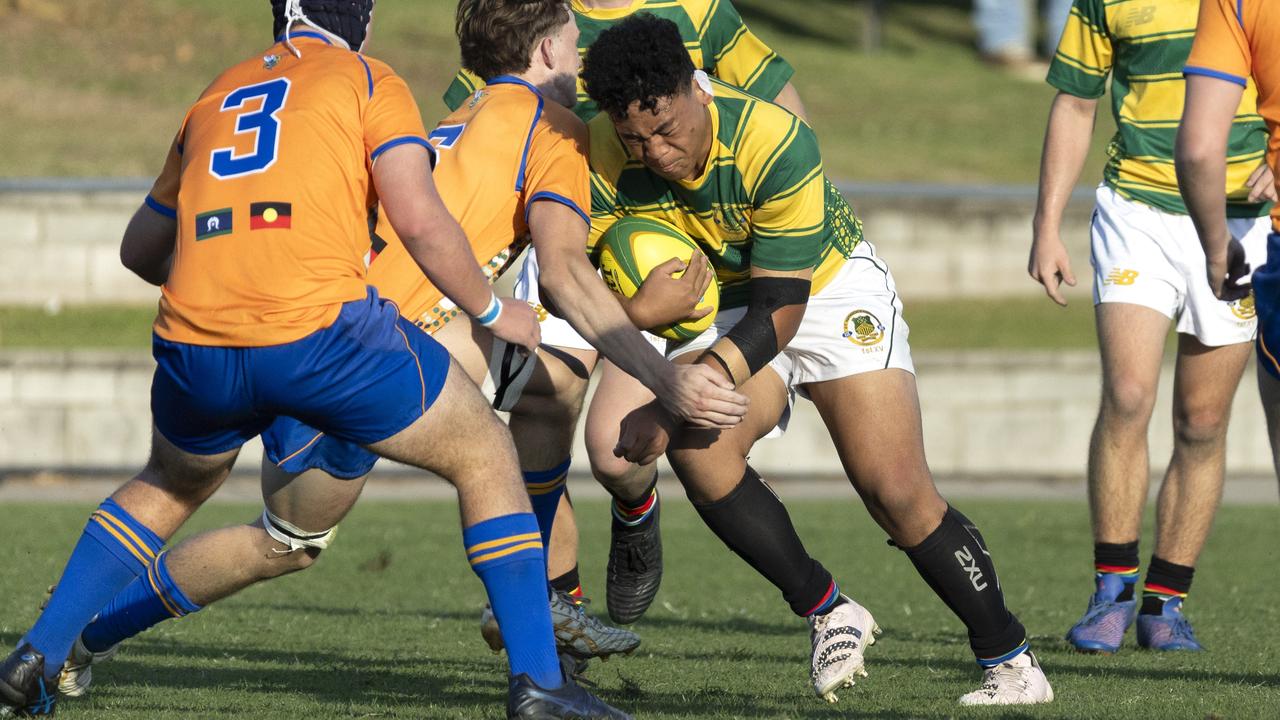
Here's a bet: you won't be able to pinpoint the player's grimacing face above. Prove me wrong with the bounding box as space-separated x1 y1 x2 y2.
613 80 713 182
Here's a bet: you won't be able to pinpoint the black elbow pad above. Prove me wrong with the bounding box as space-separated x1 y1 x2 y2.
722 276 811 375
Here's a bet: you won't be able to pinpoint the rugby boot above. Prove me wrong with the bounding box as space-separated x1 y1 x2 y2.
0 644 57 716
481 594 641 661
1065 573 1135 654
809 596 880 704
606 496 662 624
507 673 631 720
958 650 1054 706
56 634 118 698
1136 597 1204 651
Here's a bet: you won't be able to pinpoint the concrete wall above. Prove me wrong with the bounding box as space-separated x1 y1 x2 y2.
2 349 1269 477
0 182 1097 305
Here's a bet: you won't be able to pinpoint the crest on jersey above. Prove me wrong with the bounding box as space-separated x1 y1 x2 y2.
842 309 884 346
467 89 486 109
263 54 281 70
712 205 748 237
195 208 233 240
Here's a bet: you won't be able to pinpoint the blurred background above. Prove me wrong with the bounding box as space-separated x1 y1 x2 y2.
0 0 1272 495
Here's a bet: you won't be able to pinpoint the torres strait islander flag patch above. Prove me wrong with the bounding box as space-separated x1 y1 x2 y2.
250 201 292 230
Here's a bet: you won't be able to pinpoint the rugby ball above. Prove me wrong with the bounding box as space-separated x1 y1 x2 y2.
597 216 719 341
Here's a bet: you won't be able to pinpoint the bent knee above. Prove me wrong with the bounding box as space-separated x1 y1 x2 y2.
1101 377 1158 424
1173 405 1231 447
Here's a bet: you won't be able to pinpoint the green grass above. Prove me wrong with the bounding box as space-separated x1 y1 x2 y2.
0 498 1275 718
0 0 1117 183
0 299 1102 350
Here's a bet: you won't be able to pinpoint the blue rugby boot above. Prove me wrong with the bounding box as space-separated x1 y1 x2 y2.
1065 573 1135 654
1136 597 1204 651
0 644 57 716
507 673 631 719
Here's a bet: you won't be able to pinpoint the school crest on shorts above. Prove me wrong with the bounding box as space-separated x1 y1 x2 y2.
1231 292 1257 321
842 310 884 346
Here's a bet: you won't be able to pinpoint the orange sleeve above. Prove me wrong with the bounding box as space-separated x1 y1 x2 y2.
1185 0 1252 87
521 112 591 228
363 63 432 165
144 131 184 218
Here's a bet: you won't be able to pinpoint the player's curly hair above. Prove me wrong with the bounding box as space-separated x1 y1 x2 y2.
582 15 695 120
456 0 573 81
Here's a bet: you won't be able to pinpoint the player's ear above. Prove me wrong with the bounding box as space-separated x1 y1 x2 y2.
691 78 713 107
535 34 556 71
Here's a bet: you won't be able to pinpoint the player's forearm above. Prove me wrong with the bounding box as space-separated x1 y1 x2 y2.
1176 152 1231 258
539 246 674 391
401 224 496 318
1034 93 1098 236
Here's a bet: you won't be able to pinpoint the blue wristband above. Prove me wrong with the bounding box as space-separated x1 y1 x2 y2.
475 294 502 327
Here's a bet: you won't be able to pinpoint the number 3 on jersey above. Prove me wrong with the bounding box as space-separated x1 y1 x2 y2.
210 78 292 179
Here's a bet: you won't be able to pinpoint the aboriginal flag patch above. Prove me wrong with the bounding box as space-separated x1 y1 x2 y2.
195 208 232 240
250 202 292 230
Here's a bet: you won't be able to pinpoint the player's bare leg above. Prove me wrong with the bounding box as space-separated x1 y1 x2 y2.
584 360 667 623
803 368 1049 704
1135 334 1249 651
665 365 879 702
1067 302 1169 653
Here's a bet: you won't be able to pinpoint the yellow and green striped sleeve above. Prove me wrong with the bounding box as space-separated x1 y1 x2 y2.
749 119 824 271
1047 0 1113 98
442 68 484 112
698 0 794 101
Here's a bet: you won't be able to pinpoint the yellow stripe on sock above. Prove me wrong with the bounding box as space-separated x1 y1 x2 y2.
146 559 185 618
525 477 567 495
91 515 152 568
469 541 543 566
95 510 157 562
465 532 543 556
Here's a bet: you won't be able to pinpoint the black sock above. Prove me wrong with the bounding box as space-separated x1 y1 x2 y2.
693 466 837 617
902 506 1026 661
549 564 582 598
1140 556 1194 615
1094 541 1140 602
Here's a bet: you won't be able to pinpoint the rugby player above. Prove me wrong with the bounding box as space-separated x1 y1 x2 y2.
33 1 751 715
0 2 666 717
445 0 810 631
581 16 1054 705
1178 4 1280 484
1030 0 1273 654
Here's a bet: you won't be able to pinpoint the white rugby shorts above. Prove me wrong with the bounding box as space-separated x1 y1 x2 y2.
1091 184 1267 346
669 239 914 436
512 245 674 353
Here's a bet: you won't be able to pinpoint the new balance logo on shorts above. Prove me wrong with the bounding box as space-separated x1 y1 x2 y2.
955 546 988 591
1104 269 1139 286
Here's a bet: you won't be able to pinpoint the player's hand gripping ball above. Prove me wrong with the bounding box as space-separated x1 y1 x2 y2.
597 216 719 341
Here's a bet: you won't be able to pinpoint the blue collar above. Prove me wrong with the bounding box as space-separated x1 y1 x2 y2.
487 75 542 96
275 30 334 45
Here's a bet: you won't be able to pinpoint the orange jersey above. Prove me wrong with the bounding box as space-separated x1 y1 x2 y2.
148 32 430 346
1187 0 1280 231
366 76 590 332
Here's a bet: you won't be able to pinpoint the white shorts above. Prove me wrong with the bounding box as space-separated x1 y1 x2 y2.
513 246 669 353
1091 184 1267 346
670 239 914 436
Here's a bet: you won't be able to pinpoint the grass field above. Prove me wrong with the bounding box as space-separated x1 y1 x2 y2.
0 298 1105 351
0 499 1275 719
0 0 1117 183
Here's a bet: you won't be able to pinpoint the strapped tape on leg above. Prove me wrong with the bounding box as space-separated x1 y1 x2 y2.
483 337 538 412
262 508 338 552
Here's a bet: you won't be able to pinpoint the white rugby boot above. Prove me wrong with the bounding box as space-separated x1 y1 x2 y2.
808 596 880 703
958 650 1054 706
57 634 118 698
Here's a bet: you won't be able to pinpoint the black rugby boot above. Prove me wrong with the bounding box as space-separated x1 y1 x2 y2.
0 644 56 716
606 495 663 624
507 673 631 719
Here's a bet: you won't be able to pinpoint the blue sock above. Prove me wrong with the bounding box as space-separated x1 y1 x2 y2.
523 458 570 549
23 498 164 679
464 513 561 688
82 551 201 653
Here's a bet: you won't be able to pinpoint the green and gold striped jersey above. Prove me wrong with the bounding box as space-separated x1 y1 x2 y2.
586 78 861 309
1048 0 1269 217
443 0 794 123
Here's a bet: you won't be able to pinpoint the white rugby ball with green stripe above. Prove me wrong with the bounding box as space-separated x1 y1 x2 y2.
597 216 719 341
